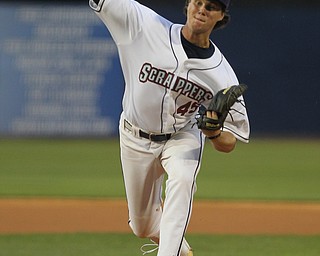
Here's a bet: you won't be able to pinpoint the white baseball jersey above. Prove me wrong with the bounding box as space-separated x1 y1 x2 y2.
90 0 250 142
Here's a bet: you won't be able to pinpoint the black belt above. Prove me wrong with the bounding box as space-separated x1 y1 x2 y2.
124 119 171 142
139 130 171 142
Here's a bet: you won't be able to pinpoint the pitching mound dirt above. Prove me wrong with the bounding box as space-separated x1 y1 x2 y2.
1 199 320 235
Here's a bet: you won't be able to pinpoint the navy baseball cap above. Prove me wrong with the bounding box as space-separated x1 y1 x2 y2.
214 0 231 9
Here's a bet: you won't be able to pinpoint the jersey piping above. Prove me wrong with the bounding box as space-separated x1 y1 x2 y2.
177 131 203 256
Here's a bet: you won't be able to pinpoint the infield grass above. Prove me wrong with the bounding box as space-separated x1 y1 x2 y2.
0 233 319 256
0 137 319 201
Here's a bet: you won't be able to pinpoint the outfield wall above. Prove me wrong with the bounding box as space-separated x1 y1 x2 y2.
1 3 319 137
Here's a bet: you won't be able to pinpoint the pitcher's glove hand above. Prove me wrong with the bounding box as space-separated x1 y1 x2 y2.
196 84 248 131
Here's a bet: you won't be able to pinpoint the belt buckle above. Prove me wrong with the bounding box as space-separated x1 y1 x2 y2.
148 132 156 141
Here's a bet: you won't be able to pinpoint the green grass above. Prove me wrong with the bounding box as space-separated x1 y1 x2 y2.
0 139 124 198
0 233 320 256
0 138 319 201
197 138 320 201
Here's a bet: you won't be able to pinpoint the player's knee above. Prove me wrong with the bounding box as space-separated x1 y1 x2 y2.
132 229 148 238
129 219 159 239
131 227 158 239
166 179 192 198
172 172 195 188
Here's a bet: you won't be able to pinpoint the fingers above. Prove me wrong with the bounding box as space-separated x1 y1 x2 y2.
206 111 218 120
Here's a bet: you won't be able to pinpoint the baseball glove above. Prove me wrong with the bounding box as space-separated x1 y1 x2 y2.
196 84 248 131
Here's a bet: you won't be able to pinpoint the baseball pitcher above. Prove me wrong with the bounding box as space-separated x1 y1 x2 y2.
89 0 250 255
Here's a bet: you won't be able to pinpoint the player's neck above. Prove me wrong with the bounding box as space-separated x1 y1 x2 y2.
181 26 210 48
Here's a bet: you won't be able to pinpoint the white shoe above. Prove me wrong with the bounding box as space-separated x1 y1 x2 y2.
181 238 193 256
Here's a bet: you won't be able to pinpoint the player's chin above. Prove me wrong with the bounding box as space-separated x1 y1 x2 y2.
188 24 204 33
191 20 210 32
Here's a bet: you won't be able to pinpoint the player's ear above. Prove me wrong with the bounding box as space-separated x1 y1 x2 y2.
218 11 225 21
213 13 230 31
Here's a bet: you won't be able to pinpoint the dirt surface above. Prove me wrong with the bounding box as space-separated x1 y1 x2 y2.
1 199 320 235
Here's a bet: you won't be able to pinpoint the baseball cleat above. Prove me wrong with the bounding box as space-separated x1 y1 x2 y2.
182 238 193 256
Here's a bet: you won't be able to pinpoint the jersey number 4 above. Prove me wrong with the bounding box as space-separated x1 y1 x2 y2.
177 101 199 116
